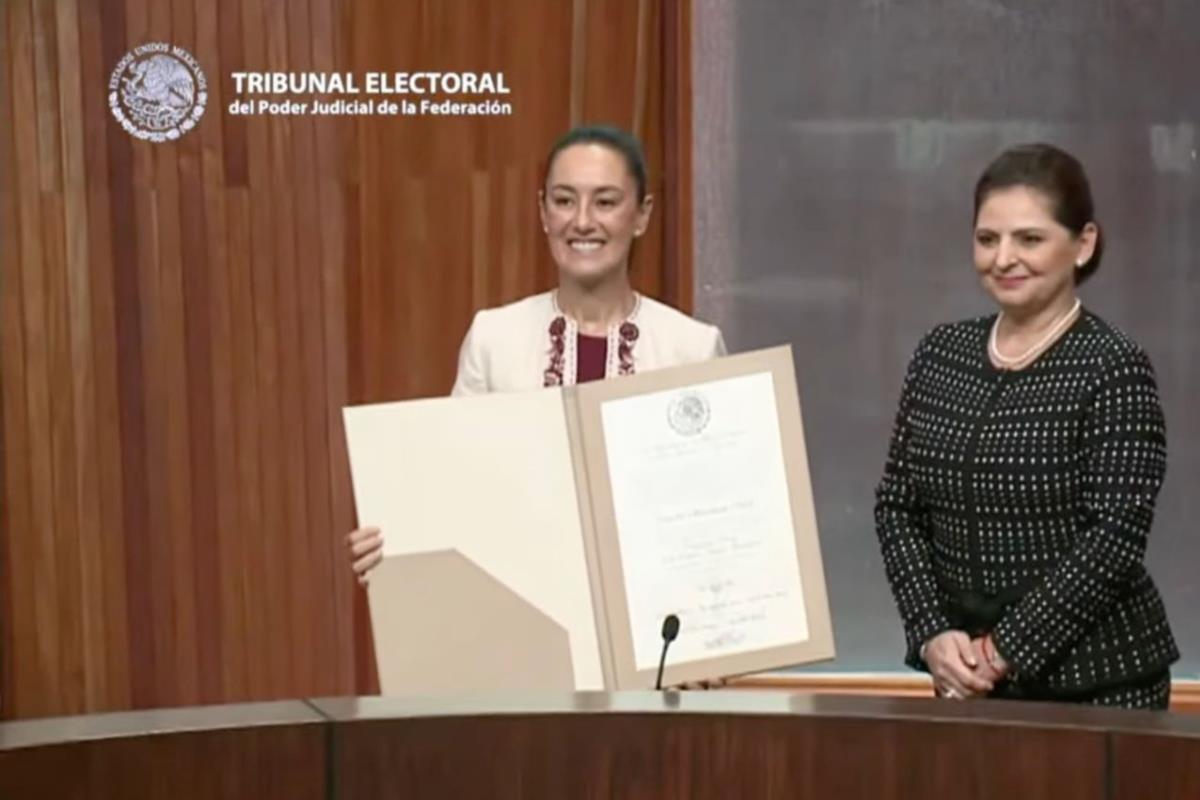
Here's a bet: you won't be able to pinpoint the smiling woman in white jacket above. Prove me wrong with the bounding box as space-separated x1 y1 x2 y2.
348 124 726 580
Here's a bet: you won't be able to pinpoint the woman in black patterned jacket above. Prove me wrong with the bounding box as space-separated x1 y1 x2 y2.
875 144 1179 709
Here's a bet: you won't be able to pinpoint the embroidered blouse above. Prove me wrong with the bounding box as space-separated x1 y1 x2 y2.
450 291 726 397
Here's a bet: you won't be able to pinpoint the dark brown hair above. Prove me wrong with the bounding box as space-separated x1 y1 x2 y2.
543 124 648 202
974 143 1103 284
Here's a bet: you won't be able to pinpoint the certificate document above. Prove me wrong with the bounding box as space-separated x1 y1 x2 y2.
600 372 809 671
345 345 833 693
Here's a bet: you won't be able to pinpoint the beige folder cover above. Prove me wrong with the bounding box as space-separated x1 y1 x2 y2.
344 345 834 694
344 388 606 691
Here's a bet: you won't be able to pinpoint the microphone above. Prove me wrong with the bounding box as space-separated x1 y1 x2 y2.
654 613 681 690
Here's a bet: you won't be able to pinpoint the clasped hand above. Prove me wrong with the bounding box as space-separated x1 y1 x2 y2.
925 630 1008 700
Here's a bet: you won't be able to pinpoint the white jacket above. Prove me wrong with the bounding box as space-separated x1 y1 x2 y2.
451 291 726 396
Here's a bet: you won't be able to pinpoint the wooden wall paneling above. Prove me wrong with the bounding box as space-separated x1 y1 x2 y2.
194 0 246 704
45 180 89 712
76 0 132 713
219 0 262 707
348 4 381 403
662 0 692 312
262 0 309 697
163 0 203 705
123 0 178 711
310 0 357 694
10 0 62 716
352 123 381 403
102 0 157 715
54 0 107 710
36 0 91 699
172 0 227 706
497 163 522 328
631 0 652 140
469 170 491 316
637 0 667 304
569 0 587 126
31 0 62 193
581 0 640 127
240 0 291 700
226 184 262 700
216 0 248 188
152 0 194 713
287 0 339 698
0 0 34 715
400 171 432 398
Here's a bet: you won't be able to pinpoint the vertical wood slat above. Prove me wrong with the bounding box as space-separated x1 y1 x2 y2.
226 185 262 700
173 0 226 707
0 2 33 714
43 186 86 711
310 0 356 693
631 0 651 141
75 0 133 712
569 0 587 126
101 0 155 713
241 0 288 701
1 0 691 718
52 0 106 709
262 0 306 696
31 0 62 193
10 0 60 713
199 0 249 704
194 2 243 702
662 0 692 312
152 0 202 708
123 0 182 710
285 0 331 694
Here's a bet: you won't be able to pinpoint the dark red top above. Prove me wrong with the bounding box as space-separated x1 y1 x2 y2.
576 334 608 383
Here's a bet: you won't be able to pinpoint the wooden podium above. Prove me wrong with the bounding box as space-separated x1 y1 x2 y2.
2 692 1199 798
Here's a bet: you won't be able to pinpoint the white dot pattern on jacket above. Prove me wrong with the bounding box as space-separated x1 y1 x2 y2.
875 311 1178 693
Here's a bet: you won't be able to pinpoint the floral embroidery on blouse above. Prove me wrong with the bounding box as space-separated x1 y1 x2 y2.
544 292 641 387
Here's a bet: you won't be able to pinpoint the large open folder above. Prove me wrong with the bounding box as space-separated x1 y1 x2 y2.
343 345 834 691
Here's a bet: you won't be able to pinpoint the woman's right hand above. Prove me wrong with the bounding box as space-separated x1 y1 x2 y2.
924 630 996 699
346 526 384 586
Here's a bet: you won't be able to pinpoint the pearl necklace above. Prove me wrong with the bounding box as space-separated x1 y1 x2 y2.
988 298 1081 371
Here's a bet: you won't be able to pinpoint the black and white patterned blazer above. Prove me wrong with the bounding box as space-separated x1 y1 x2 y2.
875 310 1178 693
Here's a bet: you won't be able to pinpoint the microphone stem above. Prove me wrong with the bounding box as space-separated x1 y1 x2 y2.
655 639 670 690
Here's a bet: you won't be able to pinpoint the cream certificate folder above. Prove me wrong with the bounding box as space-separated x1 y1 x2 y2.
343 345 834 692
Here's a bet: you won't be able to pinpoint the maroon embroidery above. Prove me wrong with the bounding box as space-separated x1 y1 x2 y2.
617 322 639 376
544 315 567 387
545 293 641 385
